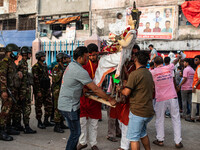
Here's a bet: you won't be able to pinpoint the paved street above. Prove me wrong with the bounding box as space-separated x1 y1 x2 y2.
0 106 200 150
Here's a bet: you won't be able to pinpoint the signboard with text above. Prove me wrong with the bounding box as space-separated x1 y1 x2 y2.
126 6 175 40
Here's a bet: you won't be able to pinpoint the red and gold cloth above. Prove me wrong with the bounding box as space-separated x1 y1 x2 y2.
80 60 102 119
103 27 131 53
181 1 200 27
110 63 136 125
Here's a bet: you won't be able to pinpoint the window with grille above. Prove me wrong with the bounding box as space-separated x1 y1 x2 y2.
18 15 36 30
1 19 16 30
178 6 192 26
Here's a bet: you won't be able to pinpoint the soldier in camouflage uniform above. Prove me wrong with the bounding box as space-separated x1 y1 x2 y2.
32 51 54 129
52 52 70 133
0 44 23 141
13 46 37 134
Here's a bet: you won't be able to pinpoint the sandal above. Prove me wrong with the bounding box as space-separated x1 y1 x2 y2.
107 136 118 142
175 142 183 148
153 140 164 146
196 119 200 122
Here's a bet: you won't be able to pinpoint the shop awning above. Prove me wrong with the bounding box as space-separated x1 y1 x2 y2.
45 16 80 24
181 1 200 27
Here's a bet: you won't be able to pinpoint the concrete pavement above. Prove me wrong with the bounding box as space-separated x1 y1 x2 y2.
0 106 200 150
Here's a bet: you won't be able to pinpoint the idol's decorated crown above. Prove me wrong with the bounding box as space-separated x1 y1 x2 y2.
131 1 142 29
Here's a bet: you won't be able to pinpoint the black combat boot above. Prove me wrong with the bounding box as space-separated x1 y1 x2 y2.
60 121 69 129
37 120 46 129
44 117 55 127
50 117 55 123
13 123 24 132
0 127 13 141
54 123 64 133
50 110 55 123
6 125 20 135
24 124 37 134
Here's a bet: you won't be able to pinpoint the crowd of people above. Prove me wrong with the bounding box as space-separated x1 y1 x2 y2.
0 44 71 142
0 42 200 150
0 44 36 142
149 45 200 124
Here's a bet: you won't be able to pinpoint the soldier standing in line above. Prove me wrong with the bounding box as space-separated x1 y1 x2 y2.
14 46 37 134
0 44 23 141
52 52 70 133
32 51 54 129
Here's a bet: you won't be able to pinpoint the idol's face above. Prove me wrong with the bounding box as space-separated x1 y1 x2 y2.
128 15 135 26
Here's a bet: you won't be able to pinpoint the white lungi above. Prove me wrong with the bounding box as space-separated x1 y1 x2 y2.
93 30 136 86
191 89 200 118
154 98 182 144
93 52 121 86
192 89 200 103
118 120 130 150
79 117 98 147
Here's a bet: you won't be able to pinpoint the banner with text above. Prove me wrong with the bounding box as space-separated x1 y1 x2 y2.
126 6 175 39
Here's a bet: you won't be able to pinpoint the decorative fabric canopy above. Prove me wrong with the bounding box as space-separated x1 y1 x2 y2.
45 16 80 25
181 1 200 27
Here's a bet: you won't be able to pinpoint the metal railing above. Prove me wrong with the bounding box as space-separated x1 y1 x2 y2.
40 40 85 66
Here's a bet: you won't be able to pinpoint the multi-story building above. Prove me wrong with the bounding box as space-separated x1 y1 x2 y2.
37 0 90 41
34 0 90 65
0 0 91 64
0 0 36 48
1 0 199 61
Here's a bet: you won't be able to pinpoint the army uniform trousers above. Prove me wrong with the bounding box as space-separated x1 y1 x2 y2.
34 88 52 120
53 87 64 123
0 96 13 128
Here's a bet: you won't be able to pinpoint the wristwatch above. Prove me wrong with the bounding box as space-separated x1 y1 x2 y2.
194 86 197 89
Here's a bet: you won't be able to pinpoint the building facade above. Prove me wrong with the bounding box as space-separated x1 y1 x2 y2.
0 0 36 47
91 0 200 53
0 0 199 55
37 0 90 42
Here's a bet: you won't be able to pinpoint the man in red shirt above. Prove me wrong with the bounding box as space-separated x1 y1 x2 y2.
77 44 101 150
143 22 151 32
153 22 161 32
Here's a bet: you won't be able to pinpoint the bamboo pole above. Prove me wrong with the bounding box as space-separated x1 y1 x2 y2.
85 94 116 108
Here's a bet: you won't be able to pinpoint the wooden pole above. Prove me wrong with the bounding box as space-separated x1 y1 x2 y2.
85 94 116 108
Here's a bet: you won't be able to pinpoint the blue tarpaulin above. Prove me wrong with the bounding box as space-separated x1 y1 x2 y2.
0 30 35 47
